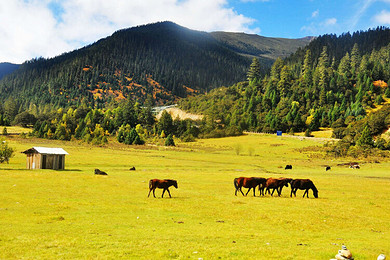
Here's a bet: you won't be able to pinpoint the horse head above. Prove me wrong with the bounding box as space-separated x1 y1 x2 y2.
284 178 293 186
172 180 178 189
311 183 319 198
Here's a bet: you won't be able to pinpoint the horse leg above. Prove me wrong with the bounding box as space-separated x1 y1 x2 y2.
271 188 276 196
259 187 264 196
153 188 156 198
148 188 152 197
167 188 172 198
162 189 166 198
278 187 283 196
253 186 257 197
303 189 308 198
240 187 245 196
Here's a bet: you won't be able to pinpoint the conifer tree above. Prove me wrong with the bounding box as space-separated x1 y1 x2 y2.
247 58 261 82
318 46 329 90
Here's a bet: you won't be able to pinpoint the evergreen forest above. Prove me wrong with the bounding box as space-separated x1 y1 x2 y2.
1 25 390 155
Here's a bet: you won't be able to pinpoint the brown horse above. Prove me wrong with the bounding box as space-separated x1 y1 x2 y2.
148 179 178 198
265 177 292 196
290 179 318 198
234 177 267 196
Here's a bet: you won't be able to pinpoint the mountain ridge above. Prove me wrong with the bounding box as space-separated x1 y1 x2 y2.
0 21 310 108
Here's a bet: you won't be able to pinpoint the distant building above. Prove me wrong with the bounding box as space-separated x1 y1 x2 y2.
22 147 68 170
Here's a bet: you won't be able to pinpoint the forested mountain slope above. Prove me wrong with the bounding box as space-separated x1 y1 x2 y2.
179 27 390 139
0 21 309 111
0 63 19 80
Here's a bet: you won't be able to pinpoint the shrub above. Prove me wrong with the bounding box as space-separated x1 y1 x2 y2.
0 140 14 164
165 134 175 146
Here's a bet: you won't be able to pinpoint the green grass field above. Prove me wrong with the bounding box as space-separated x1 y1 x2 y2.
1 134 389 259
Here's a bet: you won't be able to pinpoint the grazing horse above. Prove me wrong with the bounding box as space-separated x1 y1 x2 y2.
265 178 292 196
148 179 178 198
285 165 293 170
290 179 318 198
94 169 107 175
129 166 136 171
234 177 267 196
325 166 331 171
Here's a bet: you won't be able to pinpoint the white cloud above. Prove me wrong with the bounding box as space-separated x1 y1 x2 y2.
301 17 338 36
323 18 337 26
311 10 319 18
374 10 390 24
0 0 260 63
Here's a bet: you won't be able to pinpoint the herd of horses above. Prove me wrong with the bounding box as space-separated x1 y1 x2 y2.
147 176 318 198
234 177 318 198
96 165 318 199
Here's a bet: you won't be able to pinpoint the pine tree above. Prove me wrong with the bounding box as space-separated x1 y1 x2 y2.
318 46 329 90
302 49 312 87
247 58 261 82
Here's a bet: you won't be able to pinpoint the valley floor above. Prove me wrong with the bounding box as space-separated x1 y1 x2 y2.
0 133 389 259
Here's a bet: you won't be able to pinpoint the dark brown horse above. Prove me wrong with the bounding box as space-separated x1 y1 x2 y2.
265 177 292 196
290 179 318 198
148 179 178 198
234 177 267 196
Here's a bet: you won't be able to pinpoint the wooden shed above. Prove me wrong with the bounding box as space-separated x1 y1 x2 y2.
22 147 68 170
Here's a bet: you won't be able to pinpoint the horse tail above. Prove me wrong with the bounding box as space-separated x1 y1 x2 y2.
234 178 239 189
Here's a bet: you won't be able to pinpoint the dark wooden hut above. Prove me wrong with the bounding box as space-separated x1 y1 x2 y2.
22 147 68 170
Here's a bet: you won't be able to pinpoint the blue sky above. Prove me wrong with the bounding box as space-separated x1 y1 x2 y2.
1 0 390 63
234 0 390 38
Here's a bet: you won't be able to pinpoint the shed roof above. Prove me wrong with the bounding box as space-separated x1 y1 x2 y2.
22 147 69 155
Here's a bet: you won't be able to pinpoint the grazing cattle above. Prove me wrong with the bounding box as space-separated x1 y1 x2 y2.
285 165 292 170
290 179 318 198
129 166 136 171
326 166 331 171
94 169 107 175
148 179 178 198
234 177 267 196
265 178 292 196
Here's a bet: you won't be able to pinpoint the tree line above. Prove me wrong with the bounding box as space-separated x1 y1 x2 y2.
179 27 390 153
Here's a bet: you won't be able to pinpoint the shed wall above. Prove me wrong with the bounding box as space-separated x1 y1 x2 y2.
25 153 65 170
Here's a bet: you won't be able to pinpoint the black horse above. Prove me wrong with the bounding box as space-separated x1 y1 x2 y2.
148 179 178 198
290 179 318 198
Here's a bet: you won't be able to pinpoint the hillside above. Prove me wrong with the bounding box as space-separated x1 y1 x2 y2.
0 21 309 110
179 27 390 141
0 63 19 80
210 32 312 63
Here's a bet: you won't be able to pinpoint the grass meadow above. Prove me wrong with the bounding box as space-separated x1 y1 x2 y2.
0 132 389 259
